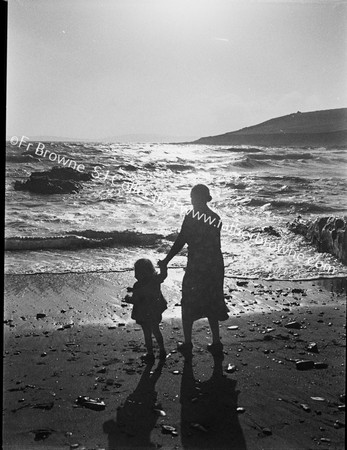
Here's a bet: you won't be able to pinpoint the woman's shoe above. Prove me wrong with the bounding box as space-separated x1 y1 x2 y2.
207 342 223 355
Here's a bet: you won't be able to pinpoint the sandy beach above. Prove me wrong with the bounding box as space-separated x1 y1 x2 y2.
3 270 346 450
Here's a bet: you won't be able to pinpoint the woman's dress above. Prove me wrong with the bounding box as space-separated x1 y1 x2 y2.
179 208 229 321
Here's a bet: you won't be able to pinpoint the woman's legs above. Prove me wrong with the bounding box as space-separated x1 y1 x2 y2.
207 317 223 355
208 317 221 344
176 309 193 356
182 311 193 344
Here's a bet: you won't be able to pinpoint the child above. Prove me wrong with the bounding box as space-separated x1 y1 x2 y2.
125 258 168 363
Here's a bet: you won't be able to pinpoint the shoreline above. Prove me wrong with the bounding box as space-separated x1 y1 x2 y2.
5 266 347 279
3 271 346 449
4 270 346 325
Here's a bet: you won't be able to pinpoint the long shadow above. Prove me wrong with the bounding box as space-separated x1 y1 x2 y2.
180 355 247 449
103 360 165 449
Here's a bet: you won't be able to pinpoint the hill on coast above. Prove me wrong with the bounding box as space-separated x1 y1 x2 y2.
193 108 347 146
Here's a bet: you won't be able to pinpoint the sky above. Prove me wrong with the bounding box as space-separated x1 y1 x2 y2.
6 0 347 140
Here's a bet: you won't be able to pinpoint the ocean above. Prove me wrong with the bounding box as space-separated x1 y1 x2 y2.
5 141 347 279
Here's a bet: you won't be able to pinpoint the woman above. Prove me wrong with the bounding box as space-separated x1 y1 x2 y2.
159 184 229 356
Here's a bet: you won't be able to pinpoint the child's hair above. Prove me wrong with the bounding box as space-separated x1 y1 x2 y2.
134 258 156 278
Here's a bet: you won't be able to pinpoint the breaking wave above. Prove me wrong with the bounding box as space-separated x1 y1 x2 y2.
5 230 166 252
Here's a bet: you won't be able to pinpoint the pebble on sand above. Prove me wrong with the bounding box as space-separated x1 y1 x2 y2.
36 313 46 320
296 360 314 371
284 321 301 329
307 342 319 353
226 364 237 373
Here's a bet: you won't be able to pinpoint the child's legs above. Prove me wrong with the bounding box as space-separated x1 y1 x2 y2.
141 323 154 354
152 322 165 350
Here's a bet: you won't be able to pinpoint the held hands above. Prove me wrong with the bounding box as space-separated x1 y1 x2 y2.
124 287 133 303
157 259 167 270
124 294 132 303
158 260 168 280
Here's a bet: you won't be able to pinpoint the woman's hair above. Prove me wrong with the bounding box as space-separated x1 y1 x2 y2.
134 258 156 277
191 184 212 202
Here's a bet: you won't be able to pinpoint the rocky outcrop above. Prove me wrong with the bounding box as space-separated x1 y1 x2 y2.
193 108 347 147
14 167 92 195
289 216 347 265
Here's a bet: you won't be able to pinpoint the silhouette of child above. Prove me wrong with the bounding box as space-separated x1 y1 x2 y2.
125 258 167 363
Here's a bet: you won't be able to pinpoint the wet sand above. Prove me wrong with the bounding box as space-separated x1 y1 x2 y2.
3 271 346 449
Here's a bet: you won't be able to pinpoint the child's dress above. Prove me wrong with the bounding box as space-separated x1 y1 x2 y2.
129 272 167 325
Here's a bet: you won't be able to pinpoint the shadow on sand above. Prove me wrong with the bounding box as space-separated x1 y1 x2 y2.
180 354 247 449
103 359 165 449
103 354 246 449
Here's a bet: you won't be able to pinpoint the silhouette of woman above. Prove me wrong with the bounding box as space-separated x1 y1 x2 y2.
159 184 229 357
180 355 246 449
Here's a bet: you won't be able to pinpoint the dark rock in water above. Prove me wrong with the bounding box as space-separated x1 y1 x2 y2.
14 167 92 195
296 360 314 370
14 176 81 194
288 219 309 236
263 226 281 237
289 216 347 265
42 167 92 181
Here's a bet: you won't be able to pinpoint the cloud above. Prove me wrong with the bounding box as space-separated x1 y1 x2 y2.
213 37 229 42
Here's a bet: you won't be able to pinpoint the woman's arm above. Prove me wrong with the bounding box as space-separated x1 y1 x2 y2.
159 213 189 267
165 235 185 263
161 232 186 265
156 262 168 283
